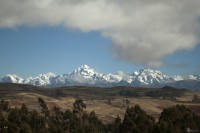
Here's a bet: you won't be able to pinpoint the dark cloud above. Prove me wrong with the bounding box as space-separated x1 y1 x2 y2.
164 62 189 68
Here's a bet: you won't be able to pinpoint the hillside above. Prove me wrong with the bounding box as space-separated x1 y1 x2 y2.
0 83 200 123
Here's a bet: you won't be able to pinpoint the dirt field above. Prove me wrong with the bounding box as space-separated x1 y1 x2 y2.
1 83 200 123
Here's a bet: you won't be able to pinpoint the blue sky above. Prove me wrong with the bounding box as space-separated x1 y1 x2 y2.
0 0 200 78
0 26 199 78
0 26 138 77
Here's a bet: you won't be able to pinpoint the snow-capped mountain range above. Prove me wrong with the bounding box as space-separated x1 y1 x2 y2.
1 65 200 90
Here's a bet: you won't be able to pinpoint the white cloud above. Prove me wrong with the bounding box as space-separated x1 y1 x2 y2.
0 0 200 67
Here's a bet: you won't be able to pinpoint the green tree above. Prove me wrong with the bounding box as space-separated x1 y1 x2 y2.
109 115 122 133
49 106 66 132
7 107 21 132
20 123 32 133
122 105 155 133
63 109 80 132
73 99 86 113
0 99 9 111
20 103 28 115
73 99 86 120
0 110 8 133
192 94 198 102
88 110 103 132
29 109 45 132
20 103 30 123
158 105 200 133
38 97 50 118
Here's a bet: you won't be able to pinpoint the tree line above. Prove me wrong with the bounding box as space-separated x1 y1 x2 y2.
0 98 200 133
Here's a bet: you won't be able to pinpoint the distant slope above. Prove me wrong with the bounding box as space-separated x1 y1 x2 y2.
167 80 200 91
0 83 192 99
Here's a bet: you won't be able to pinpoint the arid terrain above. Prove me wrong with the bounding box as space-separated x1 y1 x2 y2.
1 83 200 123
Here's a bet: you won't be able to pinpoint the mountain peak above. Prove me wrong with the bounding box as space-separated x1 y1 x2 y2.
38 72 56 78
6 74 20 78
138 68 162 74
73 64 93 74
70 65 102 80
132 68 171 85
81 64 90 69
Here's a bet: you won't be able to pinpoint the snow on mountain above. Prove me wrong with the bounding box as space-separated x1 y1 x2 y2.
50 74 69 86
115 71 133 84
0 74 24 83
173 75 184 81
173 75 200 81
67 64 103 85
187 75 200 80
102 73 122 83
0 65 200 89
23 72 56 86
131 68 173 86
70 65 103 80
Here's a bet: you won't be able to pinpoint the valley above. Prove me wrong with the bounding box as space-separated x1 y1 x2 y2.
1 83 200 123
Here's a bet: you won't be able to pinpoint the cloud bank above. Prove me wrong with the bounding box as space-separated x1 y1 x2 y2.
1 0 200 66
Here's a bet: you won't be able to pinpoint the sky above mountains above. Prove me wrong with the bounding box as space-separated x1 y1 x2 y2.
0 0 200 77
